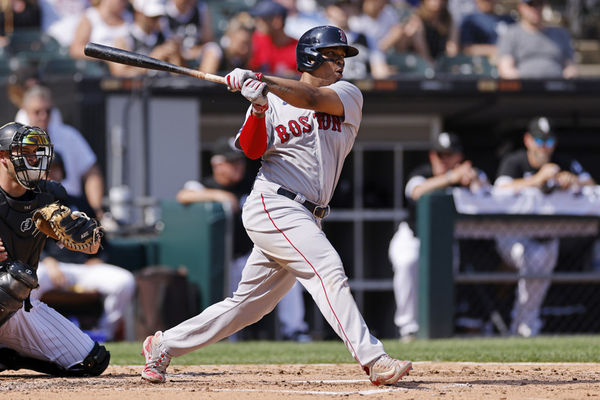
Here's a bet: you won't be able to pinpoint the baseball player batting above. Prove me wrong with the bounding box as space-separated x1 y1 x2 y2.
141 25 412 385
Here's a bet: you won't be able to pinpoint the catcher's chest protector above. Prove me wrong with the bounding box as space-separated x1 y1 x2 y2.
0 188 55 268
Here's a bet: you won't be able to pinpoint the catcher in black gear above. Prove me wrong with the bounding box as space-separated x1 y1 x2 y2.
0 122 109 376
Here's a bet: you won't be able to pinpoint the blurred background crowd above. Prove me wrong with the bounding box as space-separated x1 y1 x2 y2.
0 0 599 85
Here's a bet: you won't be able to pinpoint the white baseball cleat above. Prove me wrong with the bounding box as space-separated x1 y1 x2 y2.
141 331 171 383
364 354 412 385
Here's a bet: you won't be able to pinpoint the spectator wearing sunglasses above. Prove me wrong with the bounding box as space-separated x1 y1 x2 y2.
494 116 595 337
497 0 577 79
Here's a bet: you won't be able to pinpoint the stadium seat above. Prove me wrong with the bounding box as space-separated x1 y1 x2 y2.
435 54 498 78
0 54 13 83
206 0 256 38
6 29 68 61
39 57 109 80
386 51 435 79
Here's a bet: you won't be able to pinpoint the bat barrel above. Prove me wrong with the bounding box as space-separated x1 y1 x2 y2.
84 42 226 85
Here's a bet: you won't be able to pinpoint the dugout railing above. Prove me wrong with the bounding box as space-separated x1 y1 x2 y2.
417 191 600 339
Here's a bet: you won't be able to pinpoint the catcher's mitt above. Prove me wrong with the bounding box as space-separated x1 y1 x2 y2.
32 202 102 254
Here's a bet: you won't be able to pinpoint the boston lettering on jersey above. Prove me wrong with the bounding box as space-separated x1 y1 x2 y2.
275 112 342 143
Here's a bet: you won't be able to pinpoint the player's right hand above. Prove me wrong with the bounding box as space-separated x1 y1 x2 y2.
536 163 560 185
0 238 7 262
226 68 262 92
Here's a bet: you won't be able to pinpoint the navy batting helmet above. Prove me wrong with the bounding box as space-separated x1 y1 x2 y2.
296 25 359 72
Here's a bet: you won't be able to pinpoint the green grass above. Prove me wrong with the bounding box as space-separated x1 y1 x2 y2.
107 335 600 365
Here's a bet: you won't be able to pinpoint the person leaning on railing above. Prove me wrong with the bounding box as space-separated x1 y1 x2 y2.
493 116 595 337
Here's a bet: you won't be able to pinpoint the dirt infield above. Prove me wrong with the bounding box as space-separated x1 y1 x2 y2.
1 362 599 399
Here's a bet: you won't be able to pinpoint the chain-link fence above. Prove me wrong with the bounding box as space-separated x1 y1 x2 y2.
453 218 600 336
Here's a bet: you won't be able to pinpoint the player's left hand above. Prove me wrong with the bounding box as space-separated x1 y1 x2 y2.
556 171 579 189
226 68 263 92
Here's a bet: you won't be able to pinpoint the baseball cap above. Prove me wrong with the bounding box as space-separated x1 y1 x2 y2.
211 138 245 163
432 132 463 153
132 0 165 18
527 116 555 140
250 0 288 18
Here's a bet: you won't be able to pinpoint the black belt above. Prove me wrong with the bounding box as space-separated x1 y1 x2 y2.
276 187 330 218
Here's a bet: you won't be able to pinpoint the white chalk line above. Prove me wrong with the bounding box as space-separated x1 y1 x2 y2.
211 387 407 396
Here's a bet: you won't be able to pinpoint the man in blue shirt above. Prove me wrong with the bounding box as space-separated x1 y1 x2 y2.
459 0 515 58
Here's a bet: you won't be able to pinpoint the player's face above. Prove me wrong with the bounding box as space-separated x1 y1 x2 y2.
519 0 544 25
525 133 555 165
475 0 494 13
430 151 463 175
215 159 246 186
315 47 347 82
423 0 445 13
24 97 52 130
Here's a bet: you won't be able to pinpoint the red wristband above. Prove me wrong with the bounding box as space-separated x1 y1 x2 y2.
252 102 269 114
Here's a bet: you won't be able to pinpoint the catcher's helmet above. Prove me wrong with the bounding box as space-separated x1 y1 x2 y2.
296 25 359 72
0 122 53 190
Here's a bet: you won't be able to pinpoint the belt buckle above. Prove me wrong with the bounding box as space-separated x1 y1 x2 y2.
313 205 330 219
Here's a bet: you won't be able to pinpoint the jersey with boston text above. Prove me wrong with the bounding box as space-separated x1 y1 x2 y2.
236 80 362 205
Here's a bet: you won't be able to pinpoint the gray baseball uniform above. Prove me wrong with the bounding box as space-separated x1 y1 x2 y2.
161 79 386 367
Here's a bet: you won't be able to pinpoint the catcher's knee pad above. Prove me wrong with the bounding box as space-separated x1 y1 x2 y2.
66 342 110 377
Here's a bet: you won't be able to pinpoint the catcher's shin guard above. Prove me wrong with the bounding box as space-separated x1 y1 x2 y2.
0 342 110 377
0 347 70 376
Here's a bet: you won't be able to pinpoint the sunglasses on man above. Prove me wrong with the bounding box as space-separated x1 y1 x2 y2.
534 137 556 148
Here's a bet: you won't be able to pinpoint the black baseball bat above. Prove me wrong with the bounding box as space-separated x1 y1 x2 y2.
83 42 226 84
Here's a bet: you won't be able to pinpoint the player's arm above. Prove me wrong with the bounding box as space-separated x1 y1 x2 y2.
82 163 105 218
225 68 344 116
176 188 238 208
497 54 519 79
261 75 344 116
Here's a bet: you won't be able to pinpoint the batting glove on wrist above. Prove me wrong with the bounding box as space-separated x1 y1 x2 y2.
226 68 263 92
242 79 269 113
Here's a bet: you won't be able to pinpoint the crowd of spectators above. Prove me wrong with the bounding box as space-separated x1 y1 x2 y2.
0 0 597 81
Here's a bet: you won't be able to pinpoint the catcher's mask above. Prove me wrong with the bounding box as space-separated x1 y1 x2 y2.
0 122 53 190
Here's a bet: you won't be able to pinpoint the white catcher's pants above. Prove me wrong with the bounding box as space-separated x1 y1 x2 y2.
161 182 386 367
0 300 94 368
31 261 136 340
496 237 559 336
